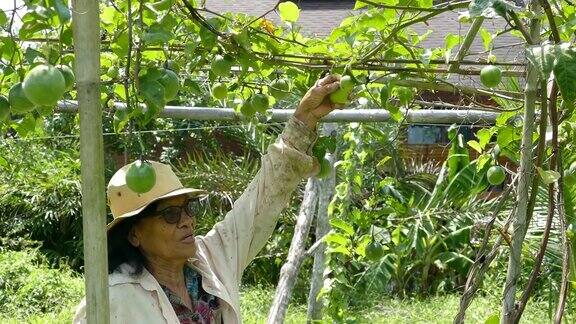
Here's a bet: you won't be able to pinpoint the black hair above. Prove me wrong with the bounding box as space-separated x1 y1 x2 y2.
107 201 159 275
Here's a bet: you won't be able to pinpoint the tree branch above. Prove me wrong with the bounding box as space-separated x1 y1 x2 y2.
357 0 470 12
180 0 224 37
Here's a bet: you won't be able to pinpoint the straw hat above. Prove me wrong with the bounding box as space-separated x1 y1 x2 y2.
106 161 206 231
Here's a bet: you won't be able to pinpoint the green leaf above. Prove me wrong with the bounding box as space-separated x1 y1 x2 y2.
467 140 482 153
444 33 461 50
537 167 561 185
330 218 355 236
496 126 520 149
14 114 38 137
335 182 348 199
114 84 127 101
484 313 500 324
324 232 350 246
278 1 300 23
394 87 414 106
52 0 71 24
101 7 117 25
480 28 493 51
476 128 493 149
476 153 491 171
113 108 129 133
111 32 129 56
0 9 7 27
24 47 44 64
553 44 576 103
142 23 173 44
19 19 52 40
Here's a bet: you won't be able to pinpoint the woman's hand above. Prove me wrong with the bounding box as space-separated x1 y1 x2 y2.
293 74 341 131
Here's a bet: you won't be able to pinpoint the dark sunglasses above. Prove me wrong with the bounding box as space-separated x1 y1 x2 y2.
153 197 206 224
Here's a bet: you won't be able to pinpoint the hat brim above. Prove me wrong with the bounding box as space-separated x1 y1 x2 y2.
106 188 207 232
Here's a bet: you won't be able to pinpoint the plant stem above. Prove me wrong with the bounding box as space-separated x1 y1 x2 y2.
513 81 553 324
449 17 485 73
500 3 541 322
552 84 570 323
307 124 338 322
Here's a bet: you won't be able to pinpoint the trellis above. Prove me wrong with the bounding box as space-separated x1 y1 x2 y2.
58 0 573 323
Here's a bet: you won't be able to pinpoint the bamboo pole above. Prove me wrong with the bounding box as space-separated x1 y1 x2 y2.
71 0 109 323
267 178 319 324
57 102 500 125
500 4 541 323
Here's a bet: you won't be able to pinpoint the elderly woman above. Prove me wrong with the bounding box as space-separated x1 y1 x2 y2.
73 75 342 323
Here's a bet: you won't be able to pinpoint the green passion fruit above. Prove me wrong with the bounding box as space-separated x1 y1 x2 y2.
269 78 290 100
329 75 355 105
240 98 256 117
251 93 270 113
329 88 351 105
211 55 233 77
22 64 66 106
126 160 157 194
9 83 36 114
480 65 502 88
211 82 228 100
0 95 10 121
340 75 355 91
487 165 506 186
57 65 75 91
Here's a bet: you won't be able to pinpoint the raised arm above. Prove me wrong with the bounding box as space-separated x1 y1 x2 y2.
196 75 341 281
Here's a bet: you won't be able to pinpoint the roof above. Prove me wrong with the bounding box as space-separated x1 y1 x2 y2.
204 1 526 87
204 1 523 57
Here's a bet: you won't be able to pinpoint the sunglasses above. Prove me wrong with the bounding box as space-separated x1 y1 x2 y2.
153 197 206 224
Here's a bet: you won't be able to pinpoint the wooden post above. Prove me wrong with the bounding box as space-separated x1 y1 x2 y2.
307 124 337 322
267 178 319 324
71 0 109 323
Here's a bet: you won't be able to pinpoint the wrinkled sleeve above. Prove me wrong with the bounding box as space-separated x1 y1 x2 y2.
197 116 317 283
71 288 145 324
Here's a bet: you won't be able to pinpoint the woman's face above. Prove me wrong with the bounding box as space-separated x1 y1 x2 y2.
128 195 197 264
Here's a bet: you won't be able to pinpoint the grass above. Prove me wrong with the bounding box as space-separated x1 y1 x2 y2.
1 249 574 323
239 286 574 323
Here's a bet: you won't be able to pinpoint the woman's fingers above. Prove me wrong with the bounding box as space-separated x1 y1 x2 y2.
311 81 339 99
317 74 340 87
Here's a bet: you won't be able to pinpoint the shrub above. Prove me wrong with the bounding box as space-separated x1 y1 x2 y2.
0 249 84 320
0 139 84 268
